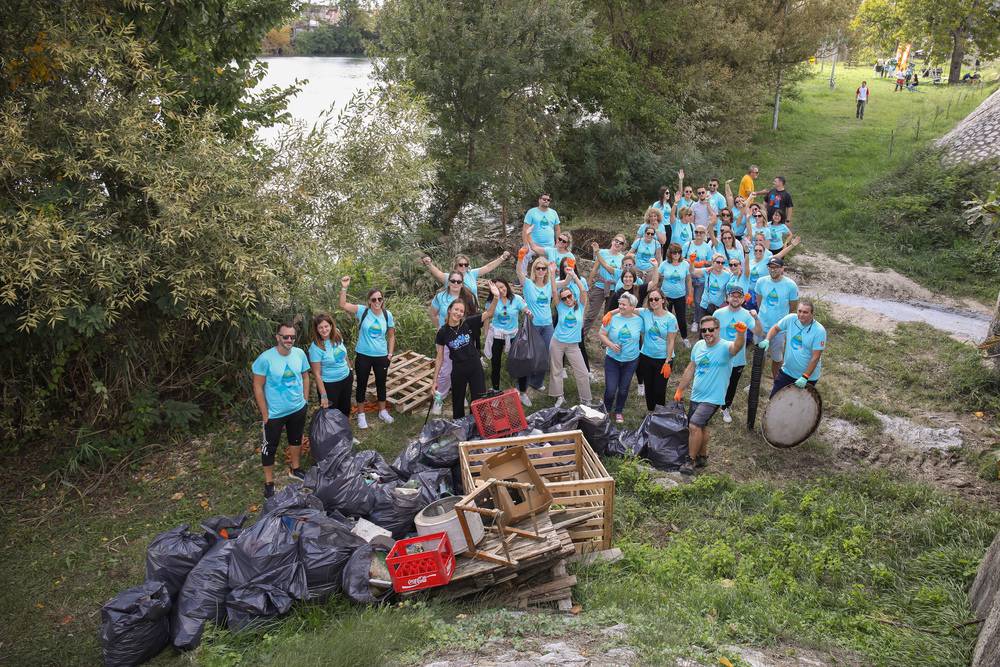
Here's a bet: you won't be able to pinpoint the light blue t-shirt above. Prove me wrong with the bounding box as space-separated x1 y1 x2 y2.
308 340 350 383
750 223 772 247
777 314 827 380
545 247 576 267
355 305 395 357
491 295 527 332
748 253 773 287
554 301 585 344
658 261 691 300
639 309 679 359
690 339 738 406
677 197 696 213
729 269 751 294
769 223 790 251
683 241 714 284
252 347 310 419
755 276 799 332
713 307 756 367
523 279 553 326
431 290 459 327
637 221 667 241
566 276 589 302
602 314 643 362
525 206 560 247
715 242 745 265
709 191 727 213
651 200 671 221
700 270 733 309
441 268 479 297
630 237 660 271
731 209 748 237
596 249 624 289
671 221 695 247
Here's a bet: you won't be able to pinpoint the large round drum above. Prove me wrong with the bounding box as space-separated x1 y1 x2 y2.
762 384 823 448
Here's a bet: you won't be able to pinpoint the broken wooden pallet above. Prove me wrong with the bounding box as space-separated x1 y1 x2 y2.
364 349 435 413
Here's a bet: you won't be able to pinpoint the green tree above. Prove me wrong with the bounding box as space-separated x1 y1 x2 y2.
375 0 594 231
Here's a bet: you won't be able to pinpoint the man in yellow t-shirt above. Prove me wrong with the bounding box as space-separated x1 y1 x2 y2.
739 165 760 200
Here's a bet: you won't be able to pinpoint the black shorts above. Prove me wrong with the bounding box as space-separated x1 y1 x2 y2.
687 401 719 427
261 405 307 467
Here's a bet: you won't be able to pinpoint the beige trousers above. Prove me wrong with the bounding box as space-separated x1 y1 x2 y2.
548 339 592 402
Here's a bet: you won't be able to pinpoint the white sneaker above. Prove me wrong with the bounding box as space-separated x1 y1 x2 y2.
431 398 443 416
560 368 568 379
554 396 565 408
637 384 645 397
682 339 692 349
378 409 394 424
519 392 532 407
538 384 546 392
357 412 368 429
722 408 732 423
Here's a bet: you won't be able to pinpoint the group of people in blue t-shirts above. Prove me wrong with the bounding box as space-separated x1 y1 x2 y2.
250 171 828 496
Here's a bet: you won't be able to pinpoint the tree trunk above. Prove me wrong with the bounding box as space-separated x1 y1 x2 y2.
948 28 966 84
771 65 784 131
990 290 1000 375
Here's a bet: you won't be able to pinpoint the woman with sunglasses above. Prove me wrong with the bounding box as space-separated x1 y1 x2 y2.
432 282 500 419
670 202 696 248
514 257 556 406
483 278 528 392
630 210 664 271
636 206 667 246
714 227 745 265
599 292 645 423
768 209 791 253
743 236 801 310
339 276 395 429
429 271 479 415
541 230 576 266
556 257 592 375
692 253 734 319
421 251 511 298
650 185 673 239
549 266 592 408
724 180 750 241
607 287 678 412
748 206 772 249
683 223 715 331
657 243 693 348
583 235 627 340
309 313 353 417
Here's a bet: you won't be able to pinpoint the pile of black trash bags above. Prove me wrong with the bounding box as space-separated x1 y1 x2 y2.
100 403 688 666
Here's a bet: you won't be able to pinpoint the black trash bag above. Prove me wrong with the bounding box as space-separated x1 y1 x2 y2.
367 468 453 538
341 544 394 605
390 440 424 479
200 513 248 542
228 512 303 590
307 450 395 517
506 320 548 379
418 415 478 445
225 562 307 631
640 403 690 471
606 427 646 458
292 510 364 601
309 408 354 464
525 407 580 433
262 483 324 516
145 525 210 597
171 539 236 651
572 405 620 456
100 580 171 667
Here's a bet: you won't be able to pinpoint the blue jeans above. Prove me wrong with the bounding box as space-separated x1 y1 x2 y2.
603 356 639 413
519 324 554 391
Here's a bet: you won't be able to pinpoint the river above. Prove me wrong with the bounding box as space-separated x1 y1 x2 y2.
255 56 375 141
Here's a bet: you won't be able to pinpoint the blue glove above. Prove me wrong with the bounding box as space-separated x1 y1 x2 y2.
757 339 770 350
794 376 808 388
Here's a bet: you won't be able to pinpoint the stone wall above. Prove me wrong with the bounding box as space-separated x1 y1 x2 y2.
935 87 1000 166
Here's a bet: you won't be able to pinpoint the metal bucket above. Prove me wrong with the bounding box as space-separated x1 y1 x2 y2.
414 496 485 554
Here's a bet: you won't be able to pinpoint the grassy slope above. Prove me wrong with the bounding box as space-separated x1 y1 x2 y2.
3 68 1000 667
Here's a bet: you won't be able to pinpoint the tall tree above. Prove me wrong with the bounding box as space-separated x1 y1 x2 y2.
375 0 594 231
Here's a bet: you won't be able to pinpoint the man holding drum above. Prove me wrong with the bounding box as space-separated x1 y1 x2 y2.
758 299 826 396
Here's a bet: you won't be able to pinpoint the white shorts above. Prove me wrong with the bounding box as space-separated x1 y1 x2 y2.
770 331 785 362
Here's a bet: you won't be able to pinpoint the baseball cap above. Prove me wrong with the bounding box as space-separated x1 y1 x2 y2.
726 284 744 295
767 257 784 267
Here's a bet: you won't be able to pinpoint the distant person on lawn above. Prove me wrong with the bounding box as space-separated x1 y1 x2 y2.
765 176 794 226
758 299 827 396
252 321 310 499
856 81 870 119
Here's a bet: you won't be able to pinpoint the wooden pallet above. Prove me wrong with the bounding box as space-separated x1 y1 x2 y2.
364 350 435 414
459 430 615 554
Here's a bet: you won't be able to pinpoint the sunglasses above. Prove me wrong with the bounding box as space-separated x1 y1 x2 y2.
560 294 574 302
697 191 706 196
645 230 655 235
278 334 295 340
612 239 625 245
669 249 681 254
558 237 569 243
713 260 724 264
648 296 663 302
540 197 551 201
701 327 717 333
370 297 384 302
695 231 706 235
449 279 463 284
535 267 548 272
729 263 741 267
456 262 469 267
684 190 693 194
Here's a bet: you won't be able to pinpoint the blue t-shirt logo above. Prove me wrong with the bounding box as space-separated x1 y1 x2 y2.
281 367 297 387
709 281 720 295
726 323 737 338
370 319 382 335
695 353 711 376
649 323 662 338
618 325 632 342
564 311 577 325
790 334 803 351
669 270 682 283
766 290 779 307
333 347 346 362
535 293 548 304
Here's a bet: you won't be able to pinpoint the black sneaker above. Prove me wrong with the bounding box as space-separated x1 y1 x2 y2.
289 468 305 481
679 458 695 476
695 455 708 469
264 482 275 499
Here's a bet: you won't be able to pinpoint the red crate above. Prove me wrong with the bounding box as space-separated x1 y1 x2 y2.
471 389 527 439
386 532 455 593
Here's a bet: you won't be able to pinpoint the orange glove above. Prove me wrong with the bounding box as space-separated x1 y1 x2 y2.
688 253 697 263
602 311 613 326
685 293 694 306
734 321 748 333
517 247 528 261
673 388 683 402
660 362 672 379
744 293 753 304
565 258 576 269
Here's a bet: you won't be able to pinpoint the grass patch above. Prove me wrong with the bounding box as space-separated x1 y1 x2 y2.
837 402 882 428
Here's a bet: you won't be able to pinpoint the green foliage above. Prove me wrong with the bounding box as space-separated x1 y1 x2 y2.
294 2 377 56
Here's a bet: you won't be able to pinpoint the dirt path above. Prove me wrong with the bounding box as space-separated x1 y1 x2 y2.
791 251 993 344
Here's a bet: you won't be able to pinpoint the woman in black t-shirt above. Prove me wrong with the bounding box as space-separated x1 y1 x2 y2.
432 281 500 418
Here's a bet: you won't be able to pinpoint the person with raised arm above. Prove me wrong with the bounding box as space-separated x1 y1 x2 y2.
432 282 499 419
582 235 627 339
339 276 395 429
713 285 764 423
514 256 555 406
548 264 592 408
599 292 645 423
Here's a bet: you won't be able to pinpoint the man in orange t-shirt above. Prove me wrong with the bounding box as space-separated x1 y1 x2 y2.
739 165 761 200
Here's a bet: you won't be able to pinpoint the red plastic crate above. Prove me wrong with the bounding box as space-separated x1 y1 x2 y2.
471 389 527 439
386 532 455 593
